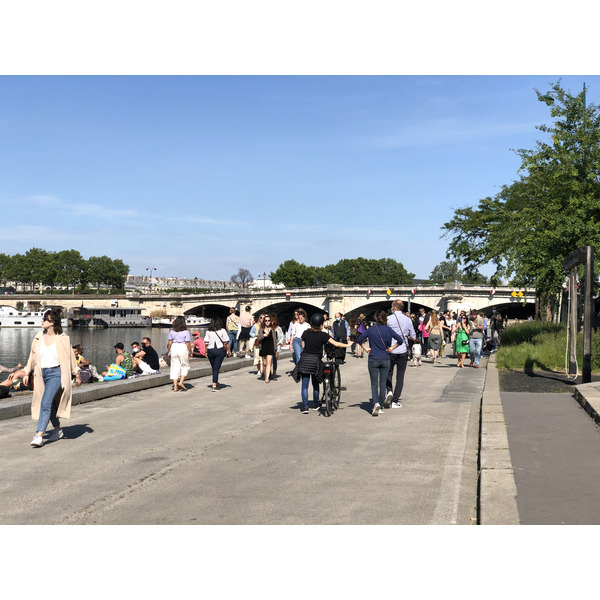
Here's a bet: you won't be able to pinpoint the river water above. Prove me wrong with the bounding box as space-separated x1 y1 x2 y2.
0 326 209 380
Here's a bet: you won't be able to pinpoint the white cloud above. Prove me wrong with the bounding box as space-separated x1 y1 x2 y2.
363 118 538 150
26 194 141 219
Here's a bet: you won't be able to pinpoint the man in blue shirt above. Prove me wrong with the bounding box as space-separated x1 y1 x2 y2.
386 300 416 408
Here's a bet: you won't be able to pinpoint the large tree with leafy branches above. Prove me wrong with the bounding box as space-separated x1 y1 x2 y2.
442 81 600 318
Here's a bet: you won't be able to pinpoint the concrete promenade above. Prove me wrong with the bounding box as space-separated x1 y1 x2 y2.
0 349 488 525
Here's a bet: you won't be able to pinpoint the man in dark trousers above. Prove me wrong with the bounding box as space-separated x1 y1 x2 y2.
331 312 350 360
491 310 503 352
386 300 416 408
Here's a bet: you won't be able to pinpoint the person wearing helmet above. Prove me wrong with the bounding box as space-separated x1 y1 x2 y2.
291 312 351 414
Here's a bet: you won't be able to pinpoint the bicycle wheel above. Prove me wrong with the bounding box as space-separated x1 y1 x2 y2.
333 365 341 410
322 377 333 416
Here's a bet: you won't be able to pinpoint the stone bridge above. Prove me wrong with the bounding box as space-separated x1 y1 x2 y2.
8 283 536 324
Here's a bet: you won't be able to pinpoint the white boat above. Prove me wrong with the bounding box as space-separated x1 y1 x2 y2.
69 306 147 328
0 305 69 328
151 315 211 328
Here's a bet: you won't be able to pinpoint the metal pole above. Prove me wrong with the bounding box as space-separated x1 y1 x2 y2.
569 268 578 377
583 246 594 383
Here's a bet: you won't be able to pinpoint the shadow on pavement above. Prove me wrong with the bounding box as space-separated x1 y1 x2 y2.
62 423 94 439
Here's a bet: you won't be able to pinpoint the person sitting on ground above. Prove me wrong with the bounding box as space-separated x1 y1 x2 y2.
191 331 207 357
72 345 102 382
0 362 22 375
131 338 161 375
101 342 134 380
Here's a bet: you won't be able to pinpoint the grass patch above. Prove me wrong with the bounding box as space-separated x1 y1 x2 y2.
497 321 600 373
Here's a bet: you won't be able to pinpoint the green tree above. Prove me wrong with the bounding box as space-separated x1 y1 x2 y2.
87 255 115 292
55 249 86 292
429 259 489 284
270 260 317 287
429 260 462 284
19 248 52 292
442 81 600 318
271 257 414 287
107 259 129 292
0 253 13 287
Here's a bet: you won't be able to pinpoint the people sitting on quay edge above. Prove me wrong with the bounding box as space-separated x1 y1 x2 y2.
0 365 30 397
101 342 135 381
191 331 207 358
131 338 161 375
0 362 23 375
72 344 103 382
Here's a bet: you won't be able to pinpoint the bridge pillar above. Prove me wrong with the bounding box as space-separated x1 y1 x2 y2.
325 285 345 318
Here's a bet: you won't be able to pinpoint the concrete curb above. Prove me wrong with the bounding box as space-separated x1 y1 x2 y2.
573 381 600 426
0 350 292 422
479 354 521 525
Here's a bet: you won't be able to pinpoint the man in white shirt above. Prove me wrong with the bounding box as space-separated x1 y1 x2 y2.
385 300 416 408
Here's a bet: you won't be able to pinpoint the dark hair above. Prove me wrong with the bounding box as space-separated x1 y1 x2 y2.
297 309 307 319
142 337 151 345
245 305 251 312
374 310 387 326
270 313 279 329
131 341 140 347
209 317 223 331
44 308 63 334
172 316 187 332
72 344 83 352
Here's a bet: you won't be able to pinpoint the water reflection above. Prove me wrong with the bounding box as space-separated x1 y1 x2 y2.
0 326 208 380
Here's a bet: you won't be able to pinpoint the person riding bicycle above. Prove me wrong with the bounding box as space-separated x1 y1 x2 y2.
291 313 351 414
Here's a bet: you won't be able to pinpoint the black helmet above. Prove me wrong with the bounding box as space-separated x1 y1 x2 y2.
310 313 324 328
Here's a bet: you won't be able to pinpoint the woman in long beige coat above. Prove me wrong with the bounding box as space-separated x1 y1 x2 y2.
12 309 81 448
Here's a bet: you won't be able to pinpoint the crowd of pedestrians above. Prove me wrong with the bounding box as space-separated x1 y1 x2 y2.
3 303 508 448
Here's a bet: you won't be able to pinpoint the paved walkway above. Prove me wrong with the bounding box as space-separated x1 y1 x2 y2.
0 351 485 525
502 390 600 524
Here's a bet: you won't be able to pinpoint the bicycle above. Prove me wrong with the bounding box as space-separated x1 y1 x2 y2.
321 346 344 416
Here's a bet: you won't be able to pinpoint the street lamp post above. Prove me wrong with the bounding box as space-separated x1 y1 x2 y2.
146 267 157 292
262 272 266 289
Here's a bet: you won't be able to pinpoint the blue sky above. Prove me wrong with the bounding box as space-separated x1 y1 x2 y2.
1 75 596 282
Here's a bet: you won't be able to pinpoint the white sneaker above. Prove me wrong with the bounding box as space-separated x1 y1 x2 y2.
391 401 403 409
47 429 64 442
372 403 381 416
30 434 43 447
384 391 393 408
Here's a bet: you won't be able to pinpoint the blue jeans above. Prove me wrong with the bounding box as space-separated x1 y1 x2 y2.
207 347 226 384
37 366 62 433
368 358 390 406
292 338 303 364
228 331 238 353
469 337 483 366
301 375 320 408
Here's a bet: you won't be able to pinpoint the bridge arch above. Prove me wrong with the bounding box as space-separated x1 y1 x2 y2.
255 301 326 329
184 303 232 320
478 301 535 319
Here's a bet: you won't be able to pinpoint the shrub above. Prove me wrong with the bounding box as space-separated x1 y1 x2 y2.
497 322 600 372
499 321 564 347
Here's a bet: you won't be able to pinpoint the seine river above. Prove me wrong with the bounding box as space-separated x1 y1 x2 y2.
0 326 209 380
